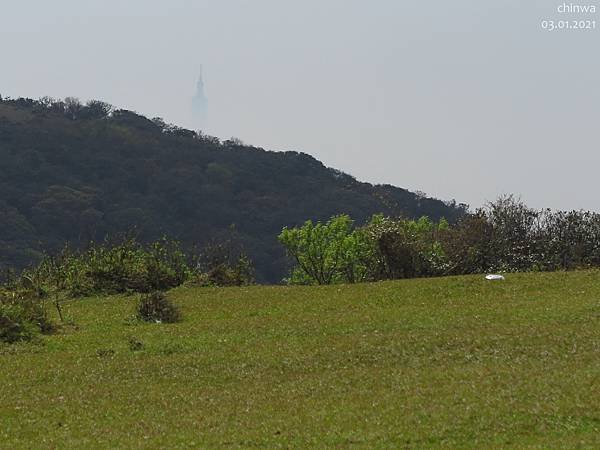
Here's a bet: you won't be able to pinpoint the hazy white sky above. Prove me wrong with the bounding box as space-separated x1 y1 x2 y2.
1 0 599 210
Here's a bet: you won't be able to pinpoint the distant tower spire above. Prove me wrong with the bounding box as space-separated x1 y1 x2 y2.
192 65 208 125
197 65 205 91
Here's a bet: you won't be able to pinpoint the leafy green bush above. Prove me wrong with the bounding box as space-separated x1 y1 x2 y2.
279 215 375 285
145 238 190 291
0 289 52 343
21 237 191 297
83 237 188 294
27 247 94 297
278 214 446 285
136 291 181 323
0 303 37 343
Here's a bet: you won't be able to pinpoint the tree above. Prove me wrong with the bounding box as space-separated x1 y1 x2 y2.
278 215 375 285
63 97 83 120
439 211 494 274
366 215 448 279
82 100 113 119
194 231 255 286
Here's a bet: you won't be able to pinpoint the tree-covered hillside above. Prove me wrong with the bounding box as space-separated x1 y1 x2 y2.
0 96 467 282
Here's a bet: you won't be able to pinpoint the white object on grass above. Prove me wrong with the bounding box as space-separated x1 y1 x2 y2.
485 274 505 281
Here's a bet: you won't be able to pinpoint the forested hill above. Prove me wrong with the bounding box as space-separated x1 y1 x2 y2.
0 96 467 282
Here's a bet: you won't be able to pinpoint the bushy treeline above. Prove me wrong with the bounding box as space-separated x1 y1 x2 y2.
444 196 600 274
279 196 600 284
9 236 254 297
20 237 190 298
278 214 448 284
0 236 253 343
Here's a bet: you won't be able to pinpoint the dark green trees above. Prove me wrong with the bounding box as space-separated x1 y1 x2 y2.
0 95 465 282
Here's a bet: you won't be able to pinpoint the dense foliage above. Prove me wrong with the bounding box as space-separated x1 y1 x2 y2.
280 196 600 284
0 95 466 282
5 236 253 297
136 291 181 324
279 215 376 284
443 196 600 274
279 215 448 284
22 237 190 297
0 286 52 343
190 233 255 287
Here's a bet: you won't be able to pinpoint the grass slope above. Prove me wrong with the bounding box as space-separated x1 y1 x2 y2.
1 271 600 448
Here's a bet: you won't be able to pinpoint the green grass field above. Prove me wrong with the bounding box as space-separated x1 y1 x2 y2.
2 270 600 448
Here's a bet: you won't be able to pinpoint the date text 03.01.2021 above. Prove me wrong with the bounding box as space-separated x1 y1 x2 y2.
541 19 596 31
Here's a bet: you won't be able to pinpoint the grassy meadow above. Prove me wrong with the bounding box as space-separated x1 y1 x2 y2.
1 270 600 448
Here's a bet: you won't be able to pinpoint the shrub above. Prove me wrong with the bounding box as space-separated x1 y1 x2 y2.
0 303 38 343
0 289 52 343
193 238 255 287
21 237 192 297
136 291 181 323
366 215 449 280
127 336 144 351
144 238 190 291
439 211 494 274
83 238 147 294
279 214 448 285
29 247 94 297
278 215 351 285
201 254 254 287
279 215 373 285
